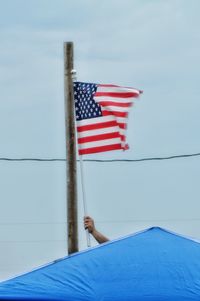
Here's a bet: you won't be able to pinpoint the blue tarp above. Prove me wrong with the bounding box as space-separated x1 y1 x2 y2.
0 227 200 300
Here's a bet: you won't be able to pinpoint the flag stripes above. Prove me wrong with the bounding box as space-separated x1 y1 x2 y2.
74 82 142 155
78 144 122 155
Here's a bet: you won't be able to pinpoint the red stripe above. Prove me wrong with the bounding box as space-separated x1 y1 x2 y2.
118 123 127 129
77 120 118 132
123 143 129 150
78 132 120 144
79 144 122 155
102 110 127 118
95 92 139 98
120 134 126 142
98 101 133 108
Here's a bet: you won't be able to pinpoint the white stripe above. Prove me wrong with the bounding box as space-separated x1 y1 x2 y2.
97 85 140 94
94 96 134 103
76 115 115 127
78 138 121 149
77 126 120 138
101 106 131 113
119 128 126 138
116 117 127 124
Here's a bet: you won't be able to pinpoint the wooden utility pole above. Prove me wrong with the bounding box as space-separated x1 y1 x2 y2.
64 42 78 254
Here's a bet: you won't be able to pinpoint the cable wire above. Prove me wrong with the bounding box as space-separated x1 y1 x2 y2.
0 152 200 162
0 217 200 226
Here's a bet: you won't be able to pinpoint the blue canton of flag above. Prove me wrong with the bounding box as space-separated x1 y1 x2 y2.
74 83 101 121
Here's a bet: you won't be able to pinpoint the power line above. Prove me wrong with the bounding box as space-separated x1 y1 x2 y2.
0 240 66 243
95 217 200 223
0 158 65 162
0 152 200 162
0 217 200 226
83 152 200 162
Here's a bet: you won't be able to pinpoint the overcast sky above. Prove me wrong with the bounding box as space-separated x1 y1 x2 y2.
0 0 200 281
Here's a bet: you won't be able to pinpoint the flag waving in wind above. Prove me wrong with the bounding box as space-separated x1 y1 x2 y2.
74 82 142 155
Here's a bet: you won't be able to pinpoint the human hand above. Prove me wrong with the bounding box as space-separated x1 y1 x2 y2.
84 216 95 234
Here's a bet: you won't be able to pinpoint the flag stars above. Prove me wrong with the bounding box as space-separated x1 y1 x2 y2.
74 82 102 121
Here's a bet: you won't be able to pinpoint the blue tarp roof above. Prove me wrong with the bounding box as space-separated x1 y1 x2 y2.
0 227 200 301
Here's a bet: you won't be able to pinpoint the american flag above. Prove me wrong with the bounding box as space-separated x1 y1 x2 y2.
74 82 142 155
